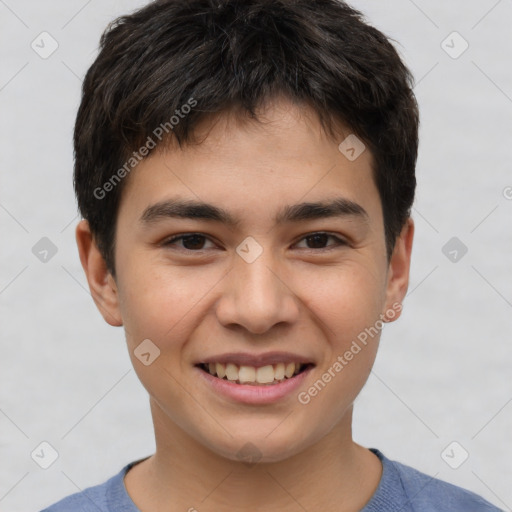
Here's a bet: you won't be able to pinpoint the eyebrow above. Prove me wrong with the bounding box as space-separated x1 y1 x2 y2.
139 197 368 227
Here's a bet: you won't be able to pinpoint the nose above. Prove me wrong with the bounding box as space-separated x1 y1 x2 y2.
214 249 300 335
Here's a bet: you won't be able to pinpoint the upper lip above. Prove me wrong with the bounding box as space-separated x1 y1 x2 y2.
197 351 315 367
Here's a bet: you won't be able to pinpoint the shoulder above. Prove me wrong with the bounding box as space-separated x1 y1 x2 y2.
387 454 503 511
39 467 126 512
39 485 107 512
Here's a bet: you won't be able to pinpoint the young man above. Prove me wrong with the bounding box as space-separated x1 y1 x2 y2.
41 0 501 510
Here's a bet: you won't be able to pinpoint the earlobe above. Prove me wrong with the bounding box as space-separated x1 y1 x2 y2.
75 220 123 327
382 218 414 323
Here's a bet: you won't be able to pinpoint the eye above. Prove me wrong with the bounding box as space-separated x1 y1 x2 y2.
294 232 347 250
162 232 347 253
162 234 217 251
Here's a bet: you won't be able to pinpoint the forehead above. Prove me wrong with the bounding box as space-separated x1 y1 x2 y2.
117 97 381 228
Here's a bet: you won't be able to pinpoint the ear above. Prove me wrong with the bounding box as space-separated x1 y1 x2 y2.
382 218 414 322
75 220 123 327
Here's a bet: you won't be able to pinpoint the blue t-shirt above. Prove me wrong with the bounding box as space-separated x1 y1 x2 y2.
40 448 502 511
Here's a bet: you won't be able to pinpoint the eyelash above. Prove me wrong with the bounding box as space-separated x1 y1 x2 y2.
162 232 348 253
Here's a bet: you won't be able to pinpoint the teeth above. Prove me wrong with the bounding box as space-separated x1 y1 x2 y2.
256 365 275 384
274 362 285 380
239 366 256 384
203 362 305 384
215 362 226 379
285 362 295 378
225 363 238 381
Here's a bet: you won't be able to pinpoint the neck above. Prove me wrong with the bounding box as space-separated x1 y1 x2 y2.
124 399 382 512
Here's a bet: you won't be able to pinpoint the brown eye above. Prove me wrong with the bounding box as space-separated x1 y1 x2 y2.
163 234 215 251
295 233 346 250
305 233 330 249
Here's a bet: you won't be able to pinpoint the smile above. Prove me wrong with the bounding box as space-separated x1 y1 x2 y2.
197 362 311 386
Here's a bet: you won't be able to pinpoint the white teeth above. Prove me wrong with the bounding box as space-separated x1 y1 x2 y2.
215 362 226 379
274 362 285 380
203 362 306 384
256 365 275 384
285 362 295 378
225 363 239 381
238 366 256 383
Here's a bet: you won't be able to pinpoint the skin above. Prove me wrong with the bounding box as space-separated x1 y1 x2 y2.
76 96 414 512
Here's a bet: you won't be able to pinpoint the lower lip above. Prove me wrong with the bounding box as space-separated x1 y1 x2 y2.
195 365 314 405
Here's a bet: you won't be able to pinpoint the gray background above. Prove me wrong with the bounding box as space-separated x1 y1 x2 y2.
1 1 511 510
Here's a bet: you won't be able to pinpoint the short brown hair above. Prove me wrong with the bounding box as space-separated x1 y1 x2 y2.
74 0 419 275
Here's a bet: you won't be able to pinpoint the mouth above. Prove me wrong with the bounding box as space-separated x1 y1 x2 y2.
196 361 314 386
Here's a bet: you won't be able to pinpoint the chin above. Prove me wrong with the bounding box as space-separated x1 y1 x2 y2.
205 428 314 465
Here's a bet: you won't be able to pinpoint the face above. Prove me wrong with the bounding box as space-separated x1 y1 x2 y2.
78 97 413 463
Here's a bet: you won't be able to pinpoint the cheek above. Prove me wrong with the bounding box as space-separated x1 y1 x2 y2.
117 259 221 351
299 260 387 336
296 268 384 416
117 253 174 318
